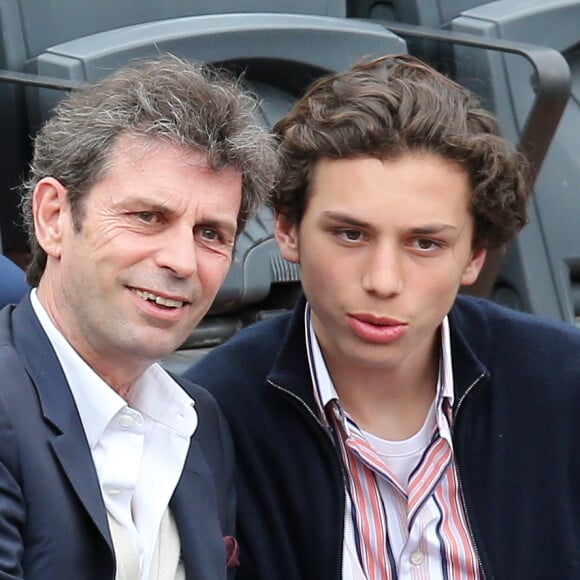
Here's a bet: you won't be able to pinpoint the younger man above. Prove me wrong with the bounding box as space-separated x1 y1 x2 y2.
186 54 580 578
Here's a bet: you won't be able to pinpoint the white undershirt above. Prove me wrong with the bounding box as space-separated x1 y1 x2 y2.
362 399 437 493
31 290 197 580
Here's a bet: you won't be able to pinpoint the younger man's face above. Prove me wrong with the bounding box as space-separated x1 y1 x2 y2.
275 152 486 380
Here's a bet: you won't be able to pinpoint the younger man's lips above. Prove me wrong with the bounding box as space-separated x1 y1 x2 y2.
347 314 407 344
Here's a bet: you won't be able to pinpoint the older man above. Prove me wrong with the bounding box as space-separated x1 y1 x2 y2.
0 56 276 580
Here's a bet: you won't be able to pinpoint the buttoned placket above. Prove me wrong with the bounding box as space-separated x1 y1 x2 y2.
100 407 146 562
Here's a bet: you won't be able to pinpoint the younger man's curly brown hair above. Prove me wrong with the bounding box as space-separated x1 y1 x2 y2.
271 54 528 250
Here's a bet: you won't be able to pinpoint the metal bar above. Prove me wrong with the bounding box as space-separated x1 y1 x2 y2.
0 69 85 91
371 20 571 188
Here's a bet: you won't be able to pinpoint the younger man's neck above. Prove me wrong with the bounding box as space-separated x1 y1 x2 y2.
327 348 440 441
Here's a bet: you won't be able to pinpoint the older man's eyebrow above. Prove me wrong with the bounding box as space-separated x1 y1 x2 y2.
115 196 174 212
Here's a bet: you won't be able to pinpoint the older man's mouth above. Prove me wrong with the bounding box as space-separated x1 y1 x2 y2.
131 288 186 309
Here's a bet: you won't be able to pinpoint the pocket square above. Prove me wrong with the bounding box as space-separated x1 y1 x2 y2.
223 535 240 568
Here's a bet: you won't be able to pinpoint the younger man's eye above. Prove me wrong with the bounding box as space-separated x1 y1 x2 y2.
338 229 362 242
414 238 442 251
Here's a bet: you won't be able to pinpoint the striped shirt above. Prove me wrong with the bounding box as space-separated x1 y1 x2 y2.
304 303 480 579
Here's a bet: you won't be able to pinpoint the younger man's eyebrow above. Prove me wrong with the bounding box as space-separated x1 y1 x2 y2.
321 211 370 228
409 224 459 234
322 212 459 235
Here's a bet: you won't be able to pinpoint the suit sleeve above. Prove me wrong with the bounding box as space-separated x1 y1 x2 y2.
0 402 25 579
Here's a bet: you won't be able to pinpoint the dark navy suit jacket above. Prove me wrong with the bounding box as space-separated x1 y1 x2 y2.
0 295 235 579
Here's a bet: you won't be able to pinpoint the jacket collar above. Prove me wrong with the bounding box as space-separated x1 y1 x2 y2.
11 294 83 432
266 294 491 413
267 295 320 413
448 295 491 406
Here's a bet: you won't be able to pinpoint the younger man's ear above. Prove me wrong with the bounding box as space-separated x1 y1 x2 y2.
33 177 70 259
461 247 487 286
274 212 300 264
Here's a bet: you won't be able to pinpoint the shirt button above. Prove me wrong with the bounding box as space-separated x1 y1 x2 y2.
410 550 425 566
120 414 134 428
107 487 121 495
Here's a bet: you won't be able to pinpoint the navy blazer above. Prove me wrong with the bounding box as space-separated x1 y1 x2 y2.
0 295 235 579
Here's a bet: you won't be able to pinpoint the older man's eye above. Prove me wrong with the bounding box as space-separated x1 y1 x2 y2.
136 212 158 223
195 226 226 245
201 228 218 240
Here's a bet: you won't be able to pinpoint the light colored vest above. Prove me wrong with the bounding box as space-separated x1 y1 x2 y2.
108 510 185 580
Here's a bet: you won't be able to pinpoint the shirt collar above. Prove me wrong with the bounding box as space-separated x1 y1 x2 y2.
304 303 339 416
30 289 196 447
437 315 454 442
439 315 454 404
304 301 455 439
130 365 197 438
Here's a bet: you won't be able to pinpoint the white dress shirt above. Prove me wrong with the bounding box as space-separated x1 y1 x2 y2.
30 290 197 580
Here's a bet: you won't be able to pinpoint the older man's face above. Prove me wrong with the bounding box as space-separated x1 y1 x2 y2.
36 135 241 384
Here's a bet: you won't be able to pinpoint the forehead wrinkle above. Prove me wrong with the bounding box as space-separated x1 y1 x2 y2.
111 133 210 172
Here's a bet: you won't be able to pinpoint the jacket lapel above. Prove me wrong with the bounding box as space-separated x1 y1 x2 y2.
11 295 113 550
171 439 227 580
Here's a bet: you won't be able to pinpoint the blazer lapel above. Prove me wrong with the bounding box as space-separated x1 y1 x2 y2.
11 296 113 550
171 440 227 580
